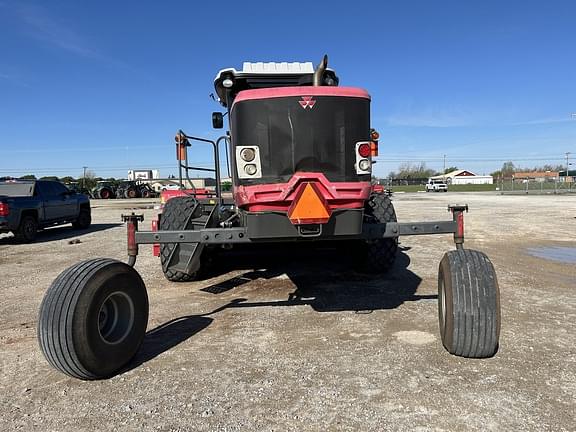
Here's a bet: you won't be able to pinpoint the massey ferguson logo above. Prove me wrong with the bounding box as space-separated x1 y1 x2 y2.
299 96 316 109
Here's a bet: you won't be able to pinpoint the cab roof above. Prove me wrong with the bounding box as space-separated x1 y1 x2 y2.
214 62 339 107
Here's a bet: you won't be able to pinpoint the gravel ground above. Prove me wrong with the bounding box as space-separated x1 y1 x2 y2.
0 192 575 431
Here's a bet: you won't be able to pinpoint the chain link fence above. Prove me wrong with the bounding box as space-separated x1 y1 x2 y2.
497 179 575 194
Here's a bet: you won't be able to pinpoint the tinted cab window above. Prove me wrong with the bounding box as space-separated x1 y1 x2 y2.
36 181 77 220
51 182 70 195
36 181 70 197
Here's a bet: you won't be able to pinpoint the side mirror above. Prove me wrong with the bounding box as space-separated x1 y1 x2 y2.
212 112 224 129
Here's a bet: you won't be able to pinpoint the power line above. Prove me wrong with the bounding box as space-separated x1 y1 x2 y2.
375 156 569 162
1 153 573 178
0 163 217 174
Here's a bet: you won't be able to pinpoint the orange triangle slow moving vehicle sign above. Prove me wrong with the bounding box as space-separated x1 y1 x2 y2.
287 182 331 225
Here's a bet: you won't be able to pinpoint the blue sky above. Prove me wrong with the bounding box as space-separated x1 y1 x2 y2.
0 0 575 179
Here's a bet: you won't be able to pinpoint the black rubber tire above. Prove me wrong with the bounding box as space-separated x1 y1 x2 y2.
438 249 500 358
159 196 203 282
72 209 91 229
354 194 398 273
38 258 149 380
126 188 137 199
14 215 38 242
100 188 111 199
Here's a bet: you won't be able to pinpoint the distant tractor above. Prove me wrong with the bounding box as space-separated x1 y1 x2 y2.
138 182 158 198
115 180 139 199
38 56 501 380
91 181 116 199
115 180 158 199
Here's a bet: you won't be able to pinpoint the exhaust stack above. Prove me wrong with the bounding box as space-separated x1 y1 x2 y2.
313 55 328 86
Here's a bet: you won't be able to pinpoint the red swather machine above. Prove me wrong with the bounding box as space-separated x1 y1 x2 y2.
38 56 500 380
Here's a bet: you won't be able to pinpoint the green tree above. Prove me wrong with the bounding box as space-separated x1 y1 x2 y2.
396 162 435 179
491 161 516 179
501 161 515 176
40 176 60 181
79 170 97 190
19 174 37 180
444 166 459 174
537 164 564 172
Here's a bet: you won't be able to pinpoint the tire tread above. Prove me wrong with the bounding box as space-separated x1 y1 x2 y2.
38 258 130 379
357 194 398 273
159 197 203 282
440 249 500 358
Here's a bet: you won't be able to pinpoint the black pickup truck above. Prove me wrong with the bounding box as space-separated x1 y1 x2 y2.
0 180 91 242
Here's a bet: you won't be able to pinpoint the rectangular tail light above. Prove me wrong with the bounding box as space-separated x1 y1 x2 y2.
0 202 9 217
370 141 378 157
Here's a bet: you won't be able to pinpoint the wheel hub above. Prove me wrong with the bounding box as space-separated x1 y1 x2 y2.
98 291 135 344
439 279 447 329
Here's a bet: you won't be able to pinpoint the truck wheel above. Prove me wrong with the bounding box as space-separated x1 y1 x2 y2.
14 215 38 242
160 196 203 281
438 249 500 358
355 194 398 273
38 258 148 380
72 209 91 229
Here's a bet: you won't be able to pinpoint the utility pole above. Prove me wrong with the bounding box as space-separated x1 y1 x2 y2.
570 113 576 186
443 154 446 180
82 166 87 190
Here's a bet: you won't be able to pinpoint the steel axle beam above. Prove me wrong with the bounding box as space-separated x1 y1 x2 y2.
134 220 458 245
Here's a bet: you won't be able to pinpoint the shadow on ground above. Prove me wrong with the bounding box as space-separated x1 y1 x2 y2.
127 243 435 374
0 223 121 244
128 315 214 372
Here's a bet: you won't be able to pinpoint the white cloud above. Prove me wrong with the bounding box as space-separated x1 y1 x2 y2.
2 2 130 71
5 2 99 58
512 117 576 126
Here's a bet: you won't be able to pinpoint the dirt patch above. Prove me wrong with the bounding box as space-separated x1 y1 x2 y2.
393 330 436 345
